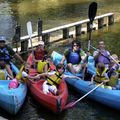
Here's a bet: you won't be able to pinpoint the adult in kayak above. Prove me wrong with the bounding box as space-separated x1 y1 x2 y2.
27 40 48 68
60 40 87 74
93 41 110 68
0 35 25 79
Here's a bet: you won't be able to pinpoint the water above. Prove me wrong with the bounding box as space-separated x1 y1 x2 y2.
0 0 120 119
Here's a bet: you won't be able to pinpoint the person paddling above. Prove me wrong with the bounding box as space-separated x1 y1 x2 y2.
93 41 110 68
0 35 25 79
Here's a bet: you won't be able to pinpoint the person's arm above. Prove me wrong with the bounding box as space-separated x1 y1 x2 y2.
60 49 69 64
93 50 100 60
14 53 25 64
29 72 48 79
89 74 95 85
7 45 25 64
60 55 66 64
103 73 110 83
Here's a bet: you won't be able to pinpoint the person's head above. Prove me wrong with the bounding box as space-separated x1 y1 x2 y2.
24 63 30 73
44 55 52 64
98 41 105 50
36 40 45 51
96 62 105 74
110 54 118 64
56 63 65 74
0 35 6 48
72 40 81 51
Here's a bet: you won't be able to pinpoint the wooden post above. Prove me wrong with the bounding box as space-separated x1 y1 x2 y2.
98 18 104 28
12 24 21 52
63 28 69 39
75 24 82 36
108 15 114 25
38 18 42 41
42 33 50 46
21 40 28 53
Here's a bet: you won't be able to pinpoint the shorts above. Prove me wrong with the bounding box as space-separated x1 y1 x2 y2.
42 81 57 94
73 64 82 73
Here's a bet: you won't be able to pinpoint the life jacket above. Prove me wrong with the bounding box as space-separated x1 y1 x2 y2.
34 50 45 60
47 71 62 86
0 47 11 61
16 65 28 83
94 68 108 83
0 69 6 80
107 72 118 87
37 60 47 73
65 49 82 64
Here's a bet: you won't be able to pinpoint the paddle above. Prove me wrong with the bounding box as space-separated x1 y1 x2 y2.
27 21 33 50
27 21 35 68
64 82 103 110
88 2 97 52
83 2 97 79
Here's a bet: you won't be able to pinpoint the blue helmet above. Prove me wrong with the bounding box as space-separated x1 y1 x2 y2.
0 35 6 42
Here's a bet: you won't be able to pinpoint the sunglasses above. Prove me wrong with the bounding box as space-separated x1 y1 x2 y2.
73 44 79 47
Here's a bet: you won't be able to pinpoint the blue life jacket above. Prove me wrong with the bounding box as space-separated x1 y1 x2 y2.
65 49 81 64
0 47 11 61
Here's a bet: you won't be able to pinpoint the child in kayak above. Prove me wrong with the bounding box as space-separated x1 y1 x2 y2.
8 63 31 89
37 55 56 74
107 54 120 88
90 62 111 89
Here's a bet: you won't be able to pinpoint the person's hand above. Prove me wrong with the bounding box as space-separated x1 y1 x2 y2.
89 81 93 86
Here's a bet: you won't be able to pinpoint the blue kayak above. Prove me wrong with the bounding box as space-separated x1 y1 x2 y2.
52 51 120 110
0 63 27 115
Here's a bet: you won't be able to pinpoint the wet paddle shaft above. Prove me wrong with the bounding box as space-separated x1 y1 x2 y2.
88 2 97 52
64 82 103 109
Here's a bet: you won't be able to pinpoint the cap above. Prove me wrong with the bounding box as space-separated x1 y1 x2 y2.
0 35 6 42
39 41 44 45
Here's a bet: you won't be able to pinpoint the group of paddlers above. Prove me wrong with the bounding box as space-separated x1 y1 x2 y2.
0 34 120 95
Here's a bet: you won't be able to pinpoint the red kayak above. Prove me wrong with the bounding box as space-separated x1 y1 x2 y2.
27 54 68 113
27 77 68 113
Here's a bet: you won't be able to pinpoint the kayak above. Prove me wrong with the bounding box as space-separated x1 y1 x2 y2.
0 62 27 115
65 76 120 110
27 76 68 113
52 51 120 110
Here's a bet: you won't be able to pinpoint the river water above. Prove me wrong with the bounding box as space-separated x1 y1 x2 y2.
0 0 120 119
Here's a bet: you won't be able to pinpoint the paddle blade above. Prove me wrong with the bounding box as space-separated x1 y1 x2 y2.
64 101 76 110
88 2 97 24
27 21 32 39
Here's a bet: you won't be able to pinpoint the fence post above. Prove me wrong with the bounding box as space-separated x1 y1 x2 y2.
38 18 42 41
98 18 104 28
12 23 21 52
108 14 114 25
42 33 50 46
63 28 69 39
75 24 82 36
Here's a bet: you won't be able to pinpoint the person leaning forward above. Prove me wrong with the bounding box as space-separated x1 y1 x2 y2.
60 40 87 74
0 35 25 79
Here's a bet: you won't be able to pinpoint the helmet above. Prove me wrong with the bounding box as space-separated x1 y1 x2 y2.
0 35 6 42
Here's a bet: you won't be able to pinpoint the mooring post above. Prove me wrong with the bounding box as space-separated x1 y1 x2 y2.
38 18 42 41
